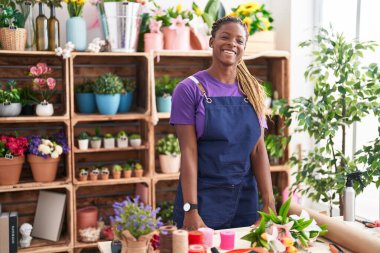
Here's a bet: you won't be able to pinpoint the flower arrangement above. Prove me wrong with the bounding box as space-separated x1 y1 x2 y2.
156 4 193 29
28 63 56 103
192 0 225 33
27 132 69 159
229 1 274 35
242 198 327 252
64 0 86 17
55 41 75 58
0 80 21 104
110 195 163 240
0 134 28 158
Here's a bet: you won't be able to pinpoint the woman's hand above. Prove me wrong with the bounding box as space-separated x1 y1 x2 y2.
183 210 207 230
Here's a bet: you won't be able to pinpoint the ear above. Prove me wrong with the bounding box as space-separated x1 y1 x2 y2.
209 37 214 48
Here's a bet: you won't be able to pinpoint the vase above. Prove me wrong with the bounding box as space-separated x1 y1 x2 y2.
76 93 96 114
28 154 60 182
48 5 60 51
117 137 128 148
95 94 120 115
0 156 24 185
144 33 163 52
159 154 181 174
66 16 87 51
130 139 141 147
24 1 36 50
0 102 22 117
157 96 172 113
163 26 190 50
76 206 98 230
36 3 48 51
35 101 54 116
120 230 154 253
118 92 134 113
78 139 89 150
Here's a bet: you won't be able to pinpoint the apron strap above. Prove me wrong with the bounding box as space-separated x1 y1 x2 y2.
189 76 212 103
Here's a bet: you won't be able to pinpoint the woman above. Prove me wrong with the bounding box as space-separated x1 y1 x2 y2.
170 16 275 230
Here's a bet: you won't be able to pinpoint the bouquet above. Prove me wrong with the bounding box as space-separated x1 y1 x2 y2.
64 0 86 17
156 4 193 29
27 132 69 159
229 1 274 35
242 198 327 253
28 63 56 104
0 134 28 158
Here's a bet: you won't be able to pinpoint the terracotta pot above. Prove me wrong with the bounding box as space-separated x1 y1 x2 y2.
134 170 143 177
101 174 109 180
123 170 132 178
113 170 121 179
27 154 60 182
0 156 24 185
90 173 98 181
120 230 154 253
76 206 98 230
144 32 163 52
163 26 190 50
79 175 88 181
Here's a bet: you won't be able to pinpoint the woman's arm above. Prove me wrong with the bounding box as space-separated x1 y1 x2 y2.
175 125 206 230
251 129 276 214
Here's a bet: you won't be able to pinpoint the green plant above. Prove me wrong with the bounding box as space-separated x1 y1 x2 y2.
75 82 94 93
123 162 132 171
0 80 21 103
134 162 143 171
78 131 89 140
93 73 123 95
101 167 109 174
91 126 102 140
192 0 225 34
65 0 85 17
123 79 136 93
129 134 141 140
91 168 100 175
264 134 288 160
262 81 273 98
79 168 88 176
280 27 380 215
103 133 113 139
112 164 122 172
156 134 180 155
155 4 193 28
116 131 127 139
0 4 25 28
20 86 37 106
155 75 179 97
157 201 174 224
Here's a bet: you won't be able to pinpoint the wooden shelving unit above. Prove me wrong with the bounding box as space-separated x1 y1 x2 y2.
0 50 289 252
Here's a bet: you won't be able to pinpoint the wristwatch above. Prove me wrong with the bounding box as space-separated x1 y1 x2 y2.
183 202 198 212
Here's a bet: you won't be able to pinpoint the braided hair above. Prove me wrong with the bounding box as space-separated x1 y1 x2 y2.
211 16 266 122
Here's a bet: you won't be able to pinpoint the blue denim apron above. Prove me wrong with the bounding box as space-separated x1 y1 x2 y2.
173 76 261 229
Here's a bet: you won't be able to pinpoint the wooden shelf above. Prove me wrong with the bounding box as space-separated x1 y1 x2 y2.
73 144 148 153
0 115 69 123
153 172 180 181
0 180 71 193
71 113 148 123
18 234 70 253
0 50 57 56
74 177 150 187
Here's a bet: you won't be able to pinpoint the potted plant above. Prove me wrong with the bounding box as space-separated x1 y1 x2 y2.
143 10 163 52
116 130 128 148
20 86 37 115
264 134 288 165
65 0 87 51
75 81 96 114
103 133 115 149
110 196 163 253
112 164 122 179
155 75 179 113
0 80 22 117
90 167 100 181
79 168 88 181
156 134 181 174
262 81 273 109
129 134 142 147
27 132 69 182
77 131 89 150
100 166 110 180
123 162 132 178
0 134 28 185
118 79 136 113
90 127 102 149
134 162 143 177
0 4 26 51
93 73 123 115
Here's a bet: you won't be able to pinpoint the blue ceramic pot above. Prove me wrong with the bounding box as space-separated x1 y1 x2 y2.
118 92 134 113
76 93 96 114
95 94 120 115
157 96 171 113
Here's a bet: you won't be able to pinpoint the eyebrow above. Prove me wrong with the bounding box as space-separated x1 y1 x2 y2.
220 31 244 38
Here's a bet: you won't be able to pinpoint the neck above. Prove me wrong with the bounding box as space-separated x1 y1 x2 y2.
207 62 237 84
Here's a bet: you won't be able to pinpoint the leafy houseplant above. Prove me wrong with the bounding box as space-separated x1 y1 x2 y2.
103 133 115 149
281 28 380 215
116 130 128 148
155 75 180 113
157 201 174 225
20 86 37 115
0 2 26 50
0 80 22 117
123 162 132 178
264 134 288 165
129 134 141 147
77 131 89 150
79 168 88 181
94 73 123 115
90 126 102 149
156 134 181 174
112 164 122 179
192 0 225 35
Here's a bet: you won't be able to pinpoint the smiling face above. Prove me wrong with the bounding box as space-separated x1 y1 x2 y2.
210 22 247 66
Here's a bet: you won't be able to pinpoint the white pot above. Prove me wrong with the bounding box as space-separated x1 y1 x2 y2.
103 138 115 149
90 139 102 149
0 102 22 117
130 139 141 147
36 102 54 116
117 137 129 148
78 139 89 150
159 154 181 174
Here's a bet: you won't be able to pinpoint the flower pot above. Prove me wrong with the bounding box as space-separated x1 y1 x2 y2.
163 26 190 50
159 154 181 174
123 170 132 178
79 174 88 181
90 139 102 149
130 139 141 147
157 96 172 113
28 154 60 182
104 138 115 149
21 105 34 115
90 173 99 181
76 206 98 230
118 92 134 113
66 16 87 51
0 103 22 117
101 174 109 180
76 93 97 114
95 94 120 115
113 170 121 179
120 230 154 253
134 170 143 177
35 102 54 116
0 156 24 185
78 139 89 150
0 27 27 51
117 137 129 148
144 33 163 52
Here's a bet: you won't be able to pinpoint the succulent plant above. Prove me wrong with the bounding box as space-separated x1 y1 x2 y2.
93 73 123 95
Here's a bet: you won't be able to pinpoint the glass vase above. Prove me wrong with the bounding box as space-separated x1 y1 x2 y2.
24 1 36 50
48 5 60 51
36 2 48 51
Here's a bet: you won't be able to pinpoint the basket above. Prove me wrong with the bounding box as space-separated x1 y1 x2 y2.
0 27 27 51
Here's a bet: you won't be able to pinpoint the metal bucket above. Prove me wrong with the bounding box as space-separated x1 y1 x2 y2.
103 2 142 52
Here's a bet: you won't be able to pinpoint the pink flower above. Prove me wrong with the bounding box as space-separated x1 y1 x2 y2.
153 8 165 16
37 63 48 75
30 66 39 76
169 15 188 30
149 19 162 33
271 221 294 241
47 78 56 90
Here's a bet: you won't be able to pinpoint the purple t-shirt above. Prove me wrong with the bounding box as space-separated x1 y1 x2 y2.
170 70 266 139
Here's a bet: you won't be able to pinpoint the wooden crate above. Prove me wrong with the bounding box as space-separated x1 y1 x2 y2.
152 178 178 210
245 31 276 54
0 185 73 252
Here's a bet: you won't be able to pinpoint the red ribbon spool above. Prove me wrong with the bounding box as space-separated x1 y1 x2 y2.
188 230 203 245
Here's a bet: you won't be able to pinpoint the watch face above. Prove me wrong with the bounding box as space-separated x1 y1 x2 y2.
183 203 190 212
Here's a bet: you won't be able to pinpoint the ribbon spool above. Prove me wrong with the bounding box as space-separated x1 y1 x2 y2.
172 229 188 253
188 230 203 245
188 244 206 253
198 227 213 248
220 230 235 250
159 225 177 253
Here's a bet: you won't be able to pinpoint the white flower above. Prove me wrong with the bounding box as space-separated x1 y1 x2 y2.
62 49 72 59
42 139 53 147
55 47 63 56
51 151 59 159
65 41 75 50
266 227 286 253
55 145 63 155
290 210 321 240
38 144 51 155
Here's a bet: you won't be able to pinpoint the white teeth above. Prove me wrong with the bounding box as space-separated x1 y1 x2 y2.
223 50 235 55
